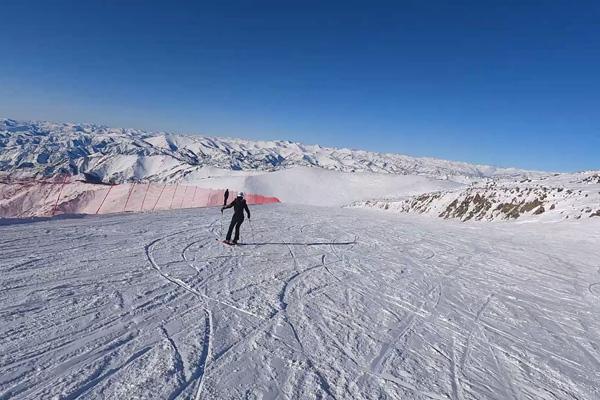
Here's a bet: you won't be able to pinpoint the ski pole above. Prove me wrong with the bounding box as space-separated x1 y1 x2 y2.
220 210 224 238
249 218 256 243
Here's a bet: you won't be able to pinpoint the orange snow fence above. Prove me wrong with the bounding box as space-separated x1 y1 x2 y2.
0 176 280 218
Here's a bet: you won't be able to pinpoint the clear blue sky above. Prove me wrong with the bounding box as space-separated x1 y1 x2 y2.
1 0 599 172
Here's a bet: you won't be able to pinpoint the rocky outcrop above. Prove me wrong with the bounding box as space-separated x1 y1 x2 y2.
350 172 600 222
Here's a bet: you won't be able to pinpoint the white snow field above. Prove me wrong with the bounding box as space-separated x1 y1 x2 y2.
184 166 463 207
1 204 600 400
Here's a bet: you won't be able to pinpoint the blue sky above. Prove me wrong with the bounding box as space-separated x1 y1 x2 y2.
1 0 599 171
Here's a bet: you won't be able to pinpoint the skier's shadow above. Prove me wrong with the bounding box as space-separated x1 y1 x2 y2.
238 241 356 246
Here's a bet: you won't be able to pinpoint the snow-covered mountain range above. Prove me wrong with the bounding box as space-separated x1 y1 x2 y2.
0 118 534 183
2 118 597 221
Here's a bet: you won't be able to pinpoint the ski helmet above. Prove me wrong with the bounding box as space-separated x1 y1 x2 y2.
238 192 244 198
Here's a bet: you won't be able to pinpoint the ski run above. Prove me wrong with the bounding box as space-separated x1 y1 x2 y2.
1 204 599 399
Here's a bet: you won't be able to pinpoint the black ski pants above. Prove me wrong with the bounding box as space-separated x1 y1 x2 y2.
226 216 244 242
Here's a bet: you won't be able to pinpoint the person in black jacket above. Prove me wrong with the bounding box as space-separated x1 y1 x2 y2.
221 192 250 244
223 188 229 206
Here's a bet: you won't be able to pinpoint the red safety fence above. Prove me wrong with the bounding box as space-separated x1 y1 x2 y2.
0 176 280 218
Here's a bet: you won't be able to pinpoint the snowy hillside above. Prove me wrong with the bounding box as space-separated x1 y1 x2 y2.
182 166 463 207
0 118 535 183
351 172 600 222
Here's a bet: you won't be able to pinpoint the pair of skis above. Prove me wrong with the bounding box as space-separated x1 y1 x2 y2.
218 239 240 246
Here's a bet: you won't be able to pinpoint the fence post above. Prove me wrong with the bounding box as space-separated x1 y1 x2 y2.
123 183 135 212
191 186 198 207
169 183 179 209
140 182 150 212
153 184 167 211
96 185 113 215
180 185 188 208
42 181 56 205
52 176 68 216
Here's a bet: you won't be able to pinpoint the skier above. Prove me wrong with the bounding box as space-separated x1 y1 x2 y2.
221 192 251 244
223 188 229 206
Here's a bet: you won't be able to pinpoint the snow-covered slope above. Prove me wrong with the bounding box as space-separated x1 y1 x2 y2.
351 171 600 222
0 118 535 183
2 205 599 399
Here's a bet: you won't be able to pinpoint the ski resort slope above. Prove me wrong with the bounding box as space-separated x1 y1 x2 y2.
1 205 600 399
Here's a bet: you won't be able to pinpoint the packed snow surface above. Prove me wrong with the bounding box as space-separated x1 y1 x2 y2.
2 204 599 399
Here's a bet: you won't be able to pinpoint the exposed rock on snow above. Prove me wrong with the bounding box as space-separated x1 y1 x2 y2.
580 173 600 184
350 171 600 222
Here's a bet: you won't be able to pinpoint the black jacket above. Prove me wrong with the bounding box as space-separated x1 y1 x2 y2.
223 197 250 219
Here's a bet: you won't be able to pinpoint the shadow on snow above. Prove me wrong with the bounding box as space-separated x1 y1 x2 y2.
237 241 356 246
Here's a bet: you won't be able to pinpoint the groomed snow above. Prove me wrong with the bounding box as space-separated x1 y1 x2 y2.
1 205 599 399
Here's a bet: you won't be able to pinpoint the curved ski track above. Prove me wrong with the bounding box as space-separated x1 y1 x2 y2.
1 205 599 399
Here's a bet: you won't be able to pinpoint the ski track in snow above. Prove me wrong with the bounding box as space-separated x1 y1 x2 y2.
1 203 600 399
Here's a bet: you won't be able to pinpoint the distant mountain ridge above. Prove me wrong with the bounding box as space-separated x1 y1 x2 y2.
0 118 536 184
